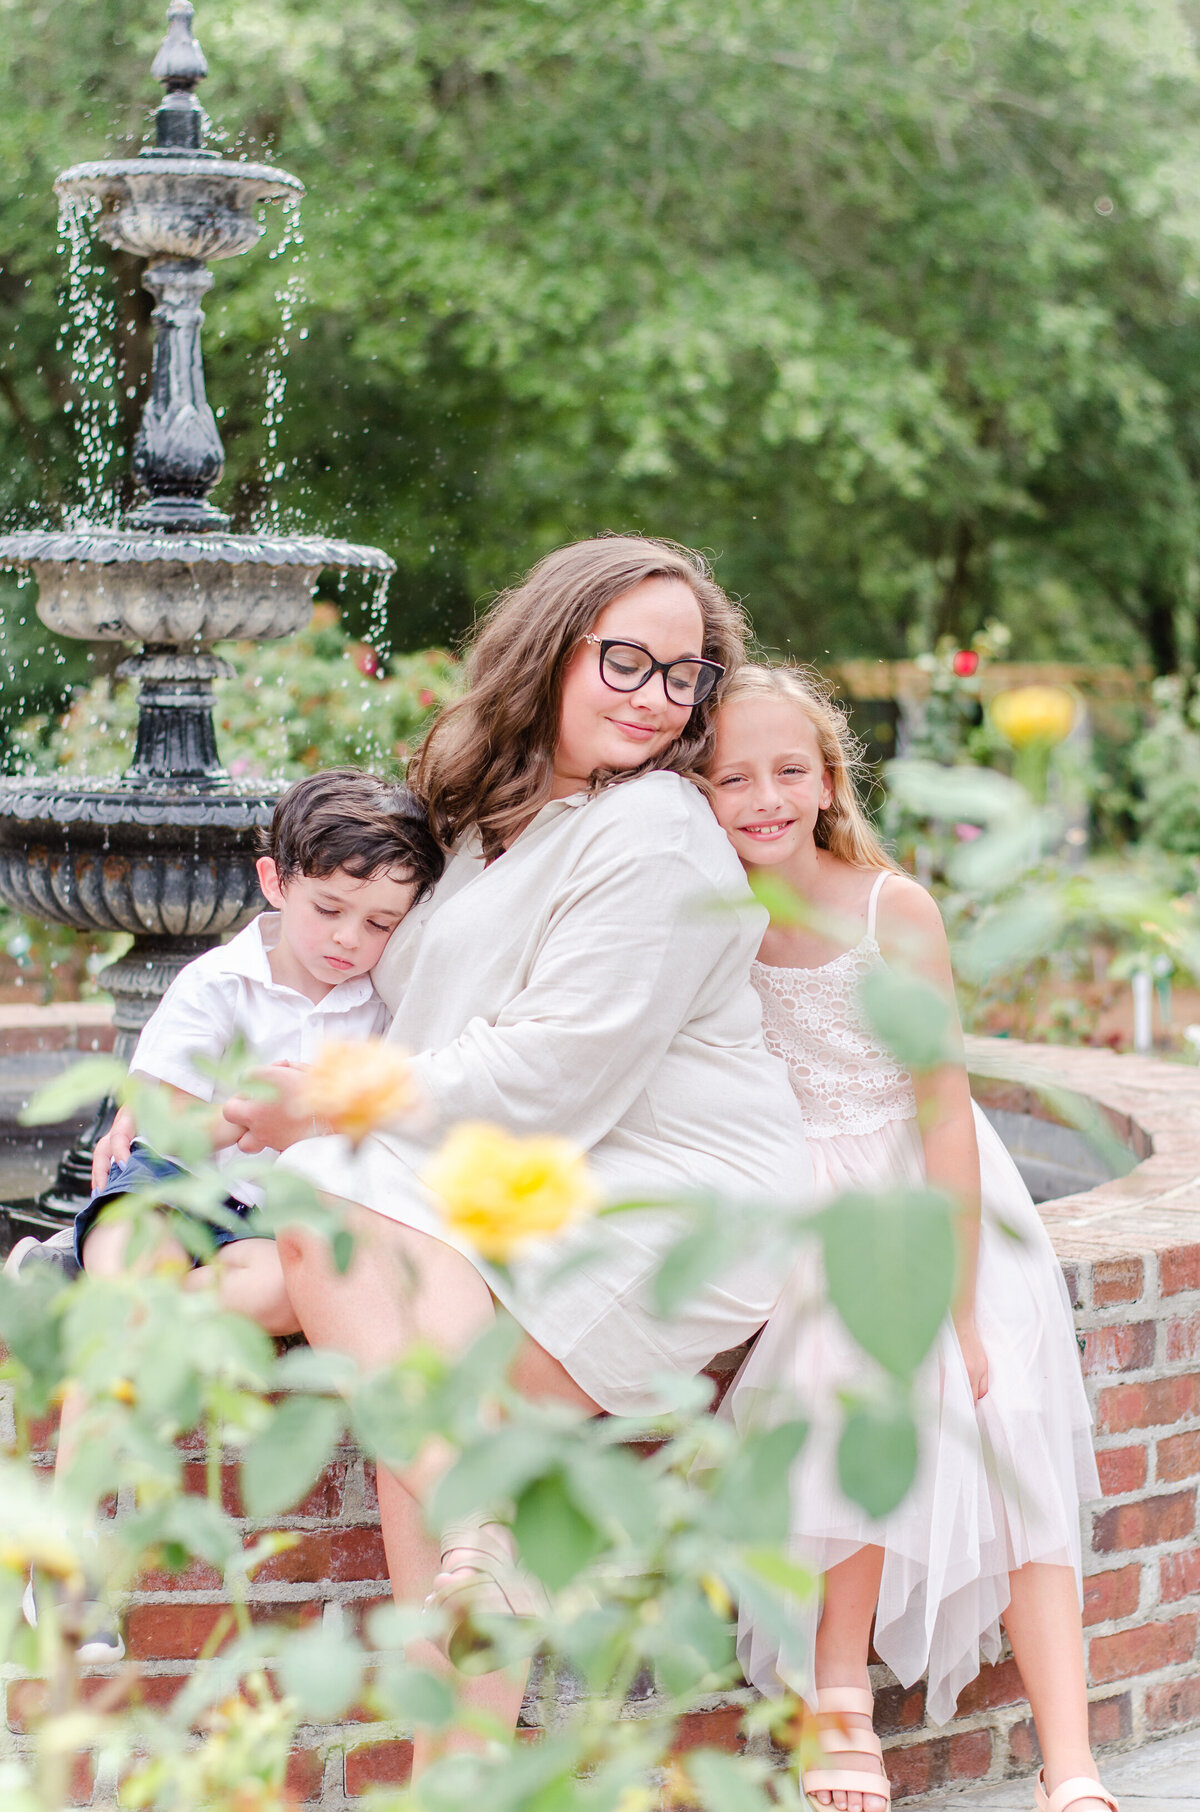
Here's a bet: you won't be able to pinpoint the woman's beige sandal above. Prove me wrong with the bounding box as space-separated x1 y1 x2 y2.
425 1517 550 1668
801 1685 891 1808
1033 1774 1119 1812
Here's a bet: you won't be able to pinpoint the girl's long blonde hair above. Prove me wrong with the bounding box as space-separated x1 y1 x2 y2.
718 664 902 872
410 535 749 855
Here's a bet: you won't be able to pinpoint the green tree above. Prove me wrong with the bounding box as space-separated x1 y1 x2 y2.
5 0 1200 685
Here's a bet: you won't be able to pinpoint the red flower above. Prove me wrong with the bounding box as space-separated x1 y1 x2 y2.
952 649 979 677
418 688 436 707
352 644 381 677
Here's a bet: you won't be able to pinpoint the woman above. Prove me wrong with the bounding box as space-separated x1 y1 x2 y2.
96 535 812 1757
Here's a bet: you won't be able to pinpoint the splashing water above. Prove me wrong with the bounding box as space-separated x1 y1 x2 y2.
253 196 307 532
366 572 393 665
57 198 120 525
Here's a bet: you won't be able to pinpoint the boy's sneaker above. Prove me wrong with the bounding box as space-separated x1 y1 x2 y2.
3 1229 80 1283
21 1574 125 1666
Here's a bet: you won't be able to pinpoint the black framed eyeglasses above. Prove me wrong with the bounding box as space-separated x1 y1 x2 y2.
583 636 724 707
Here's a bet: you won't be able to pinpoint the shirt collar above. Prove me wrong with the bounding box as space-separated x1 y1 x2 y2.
228 914 377 1010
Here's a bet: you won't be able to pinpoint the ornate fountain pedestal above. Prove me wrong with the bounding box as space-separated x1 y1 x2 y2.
0 2 394 1232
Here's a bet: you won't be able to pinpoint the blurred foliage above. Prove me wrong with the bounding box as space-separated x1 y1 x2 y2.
6 0 1200 721
0 1052 960 1809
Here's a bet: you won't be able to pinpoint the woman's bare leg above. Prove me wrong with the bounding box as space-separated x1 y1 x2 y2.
810 1545 887 1812
277 1202 598 1770
1003 1563 1108 1809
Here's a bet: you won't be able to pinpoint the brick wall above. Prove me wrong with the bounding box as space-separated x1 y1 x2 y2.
3 1023 1200 1801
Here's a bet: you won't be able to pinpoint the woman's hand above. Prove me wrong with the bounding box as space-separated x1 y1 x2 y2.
223 1063 317 1153
91 1103 137 1190
955 1316 989 1402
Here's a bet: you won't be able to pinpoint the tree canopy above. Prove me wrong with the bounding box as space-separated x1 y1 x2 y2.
5 0 1200 680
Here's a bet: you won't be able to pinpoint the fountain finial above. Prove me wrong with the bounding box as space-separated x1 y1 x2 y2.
148 1 210 155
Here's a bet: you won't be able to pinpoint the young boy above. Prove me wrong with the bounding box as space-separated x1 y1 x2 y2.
68 768 442 1331
7 768 443 1658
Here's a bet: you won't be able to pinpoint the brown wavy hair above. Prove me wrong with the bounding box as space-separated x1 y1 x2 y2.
410 536 749 854
715 664 902 872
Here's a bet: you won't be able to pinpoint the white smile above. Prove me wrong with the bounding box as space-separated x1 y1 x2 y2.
738 820 794 839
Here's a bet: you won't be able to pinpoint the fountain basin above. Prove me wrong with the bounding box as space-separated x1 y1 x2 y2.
0 530 394 645
58 155 303 261
0 776 273 937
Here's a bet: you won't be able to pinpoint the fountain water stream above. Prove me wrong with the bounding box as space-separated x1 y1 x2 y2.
0 1 394 1230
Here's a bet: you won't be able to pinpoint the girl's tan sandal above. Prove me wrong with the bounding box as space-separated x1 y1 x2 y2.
801 1685 891 1809
1033 1772 1120 1812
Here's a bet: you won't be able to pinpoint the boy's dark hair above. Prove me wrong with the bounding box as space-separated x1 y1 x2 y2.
259 769 445 899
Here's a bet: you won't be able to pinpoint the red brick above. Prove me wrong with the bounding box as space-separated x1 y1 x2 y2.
331 1526 389 1583
181 1461 244 1517
1161 1549 1200 1604
290 1462 349 1520
1088 1613 1198 1684
1092 1490 1195 1552
345 1740 414 1794
69 1752 95 1806
136 1557 223 1593
1167 1310 1200 1365
26 1411 61 1454
1158 1431 1200 1482
885 1730 991 1795
245 1532 332 1585
1083 1323 1156 1376
874 1681 926 1734
1096 1446 1148 1496
954 1657 1024 1715
1145 1676 1200 1730
1161 1245 1200 1295
125 1603 233 1661
1092 1257 1145 1306
5 1676 184 1732
1061 1264 1084 1310
1082 1565 1141 1627
247 1599 323 1633
1098 1374 1200 1433
1089 1692 1133 1747
1007 1716 1041 1769
285 1746 325 1803
671 1709 744 1754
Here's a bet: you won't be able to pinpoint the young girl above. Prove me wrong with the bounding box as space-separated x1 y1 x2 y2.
706 665 1112 1812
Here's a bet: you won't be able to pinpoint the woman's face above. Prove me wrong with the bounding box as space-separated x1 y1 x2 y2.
553 577 705 794
707 696 832 867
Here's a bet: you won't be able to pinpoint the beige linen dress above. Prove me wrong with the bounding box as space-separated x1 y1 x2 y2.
277 771 813 1413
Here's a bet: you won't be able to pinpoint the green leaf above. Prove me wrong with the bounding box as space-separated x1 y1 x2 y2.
19 1056 126 1126
685 1747 771 1812
372 1659 455 1728
857 966 953 1072
275 1623 366 1722
332 1229 355 1276
512 1469 607 1591
738 1546 818 1604
240 1395 344 1518
837 1401 918 1518
819 1189 956 1377
710 1421 808 1542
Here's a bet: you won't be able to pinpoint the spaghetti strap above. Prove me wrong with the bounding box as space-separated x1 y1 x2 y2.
865 870 890 942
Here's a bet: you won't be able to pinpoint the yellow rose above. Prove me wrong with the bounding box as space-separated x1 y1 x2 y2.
422 1121 598 1264
298 1039 421 1147
0 1533 85 1590
989 685 1076 748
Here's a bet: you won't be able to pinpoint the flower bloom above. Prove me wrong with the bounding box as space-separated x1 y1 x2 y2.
989 684 1076 748
422 1121 599 1263
952 649 979 677
299 1040 422 1147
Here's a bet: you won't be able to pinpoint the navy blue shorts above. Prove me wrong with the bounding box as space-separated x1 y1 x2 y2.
73 1143 257 1268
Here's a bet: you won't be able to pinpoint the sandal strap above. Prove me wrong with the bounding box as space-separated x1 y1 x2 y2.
1045 1778 1119 1812
802 1766 890 1802
814 1685 875 1717
817 1726 884 1761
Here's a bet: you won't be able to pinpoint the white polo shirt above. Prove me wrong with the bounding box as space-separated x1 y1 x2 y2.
131 912 390 1198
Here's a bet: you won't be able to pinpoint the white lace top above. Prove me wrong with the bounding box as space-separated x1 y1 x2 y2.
751 871 919 1139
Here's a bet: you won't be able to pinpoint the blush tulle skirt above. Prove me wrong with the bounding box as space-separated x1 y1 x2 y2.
724 1103 1099 1725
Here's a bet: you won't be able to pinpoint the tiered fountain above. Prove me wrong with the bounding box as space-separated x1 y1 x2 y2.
0 1 392 1232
